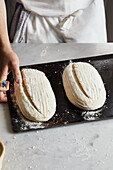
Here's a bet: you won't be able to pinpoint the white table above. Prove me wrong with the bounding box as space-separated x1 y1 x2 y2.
1 43 113 170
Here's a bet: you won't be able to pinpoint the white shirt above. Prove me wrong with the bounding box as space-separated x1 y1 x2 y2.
17 0 94 16
7 0 107 43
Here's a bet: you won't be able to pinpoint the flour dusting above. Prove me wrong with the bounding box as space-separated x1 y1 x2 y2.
40 46 48 57
82 109 102 121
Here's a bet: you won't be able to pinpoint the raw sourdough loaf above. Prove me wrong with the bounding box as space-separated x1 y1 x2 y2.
62 62 106 110
0 141 5 170
14 69 56 122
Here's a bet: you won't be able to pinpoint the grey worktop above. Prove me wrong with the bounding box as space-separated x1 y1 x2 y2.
1 43 113 170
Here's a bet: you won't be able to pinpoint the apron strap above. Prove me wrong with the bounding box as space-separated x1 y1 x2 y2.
9 2 30 43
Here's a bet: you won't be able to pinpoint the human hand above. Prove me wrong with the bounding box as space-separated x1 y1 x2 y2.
0 49 22 102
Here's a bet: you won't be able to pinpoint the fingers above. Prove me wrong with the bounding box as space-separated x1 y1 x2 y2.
0 91 7 102
11 62 22 84
5 81 9 90
0 81 10 91
0 50 21 103
0 65 9 92
0 65 8 82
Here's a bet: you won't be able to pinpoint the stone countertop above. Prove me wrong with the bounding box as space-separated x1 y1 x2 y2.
1 43 113 170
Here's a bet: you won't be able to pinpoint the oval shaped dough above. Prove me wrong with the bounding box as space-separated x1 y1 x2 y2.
14 69 56 122
0 141 5 170
62 62 106 110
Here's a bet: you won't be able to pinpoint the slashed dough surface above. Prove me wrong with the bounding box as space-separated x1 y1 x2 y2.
62 62 106 110
14 69 56 122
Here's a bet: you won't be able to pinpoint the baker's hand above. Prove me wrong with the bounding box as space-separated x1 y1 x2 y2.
0 49 22 102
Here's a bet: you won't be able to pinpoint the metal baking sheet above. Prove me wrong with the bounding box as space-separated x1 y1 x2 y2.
7 54 113 132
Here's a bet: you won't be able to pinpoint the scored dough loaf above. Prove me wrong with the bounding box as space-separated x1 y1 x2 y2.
62 62 106 110
14 69 56 122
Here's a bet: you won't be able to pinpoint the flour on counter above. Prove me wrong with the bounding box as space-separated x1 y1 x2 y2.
40 46 48 57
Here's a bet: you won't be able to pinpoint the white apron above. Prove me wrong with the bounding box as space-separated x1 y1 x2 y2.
8 0 107 43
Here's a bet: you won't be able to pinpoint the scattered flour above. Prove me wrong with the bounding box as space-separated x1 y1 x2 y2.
81 109 102 121
40 46 48 57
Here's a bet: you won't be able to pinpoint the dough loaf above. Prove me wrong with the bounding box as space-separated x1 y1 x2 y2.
14 69 56 122
62 62 106 110
0 141 5 170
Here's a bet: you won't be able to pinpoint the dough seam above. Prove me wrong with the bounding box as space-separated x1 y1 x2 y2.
72 64 89 98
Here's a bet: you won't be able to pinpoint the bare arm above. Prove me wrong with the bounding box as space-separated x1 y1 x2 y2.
0 0 22 102
0 0 11 50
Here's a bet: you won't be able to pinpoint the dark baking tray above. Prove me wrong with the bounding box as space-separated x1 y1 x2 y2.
7 54 113 132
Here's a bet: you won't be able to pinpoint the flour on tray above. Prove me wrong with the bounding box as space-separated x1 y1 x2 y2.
81 109 102 121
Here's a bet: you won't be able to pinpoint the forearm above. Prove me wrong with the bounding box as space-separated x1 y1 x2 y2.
0 0 11 51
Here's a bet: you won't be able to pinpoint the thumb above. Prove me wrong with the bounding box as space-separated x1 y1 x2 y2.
11 62 22 83
0 65 8 82
0 66 9 91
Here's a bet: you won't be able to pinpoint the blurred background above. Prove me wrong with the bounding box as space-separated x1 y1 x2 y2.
5 0 113 42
